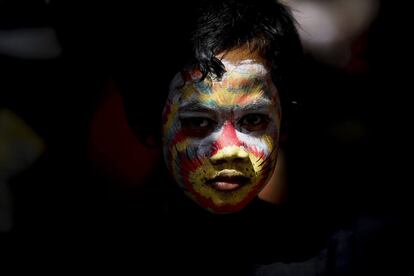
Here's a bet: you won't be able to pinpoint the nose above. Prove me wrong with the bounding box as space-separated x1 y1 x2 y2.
210 146 249 165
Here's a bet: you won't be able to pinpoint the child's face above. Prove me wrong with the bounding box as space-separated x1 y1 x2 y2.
162 54 281 214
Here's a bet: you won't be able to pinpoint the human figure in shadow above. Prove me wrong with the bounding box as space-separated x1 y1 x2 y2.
110 0 407 275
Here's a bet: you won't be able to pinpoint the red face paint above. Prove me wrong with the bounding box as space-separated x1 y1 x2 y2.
163 56 281 213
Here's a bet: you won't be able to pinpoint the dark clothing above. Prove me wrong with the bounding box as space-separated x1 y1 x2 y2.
159 177 407 276
166 188 328 276
4 160 408 276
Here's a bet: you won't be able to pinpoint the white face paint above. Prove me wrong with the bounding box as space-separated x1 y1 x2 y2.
162 56 281 214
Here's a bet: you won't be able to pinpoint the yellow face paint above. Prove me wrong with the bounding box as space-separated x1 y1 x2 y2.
188 146 266 206
162 56 281 214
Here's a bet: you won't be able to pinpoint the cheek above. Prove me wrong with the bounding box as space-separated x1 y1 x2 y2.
237 132 278 176
238 131 276 158
169 129 217 161
196 131 221 158
166 127 217 185
162 100 178 137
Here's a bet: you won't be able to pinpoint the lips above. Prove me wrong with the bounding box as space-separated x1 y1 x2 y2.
206 172 250 191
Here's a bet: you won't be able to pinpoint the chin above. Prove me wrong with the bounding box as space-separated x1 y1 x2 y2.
187 183 263 214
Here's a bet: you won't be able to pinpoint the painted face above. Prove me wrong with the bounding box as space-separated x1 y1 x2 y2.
162 57 281 214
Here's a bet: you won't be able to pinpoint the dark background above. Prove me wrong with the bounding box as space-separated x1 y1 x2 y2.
0 0 411 272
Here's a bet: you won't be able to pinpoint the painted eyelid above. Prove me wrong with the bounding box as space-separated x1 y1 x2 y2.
237 113 271 121
232 101 273 114
237 114 271 129
178 116 218 129
235 108 269 115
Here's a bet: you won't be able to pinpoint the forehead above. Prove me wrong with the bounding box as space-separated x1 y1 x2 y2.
221 59 269 79
172 59 278 108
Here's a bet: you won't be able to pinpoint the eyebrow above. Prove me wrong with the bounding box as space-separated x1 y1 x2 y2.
179 102 215 113
238 99 273 111
179 98 272 113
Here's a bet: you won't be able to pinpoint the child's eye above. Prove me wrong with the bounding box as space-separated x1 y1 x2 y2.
182 117 211 128
239 114 270 132
180 117 216 137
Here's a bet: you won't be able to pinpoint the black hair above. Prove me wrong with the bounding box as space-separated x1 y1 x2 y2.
117 0 303 146
193 0 302 84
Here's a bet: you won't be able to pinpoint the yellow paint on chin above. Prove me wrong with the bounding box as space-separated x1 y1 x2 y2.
188 147 267 207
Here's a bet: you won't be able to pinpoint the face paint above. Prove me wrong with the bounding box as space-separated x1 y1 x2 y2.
162 57 281 214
